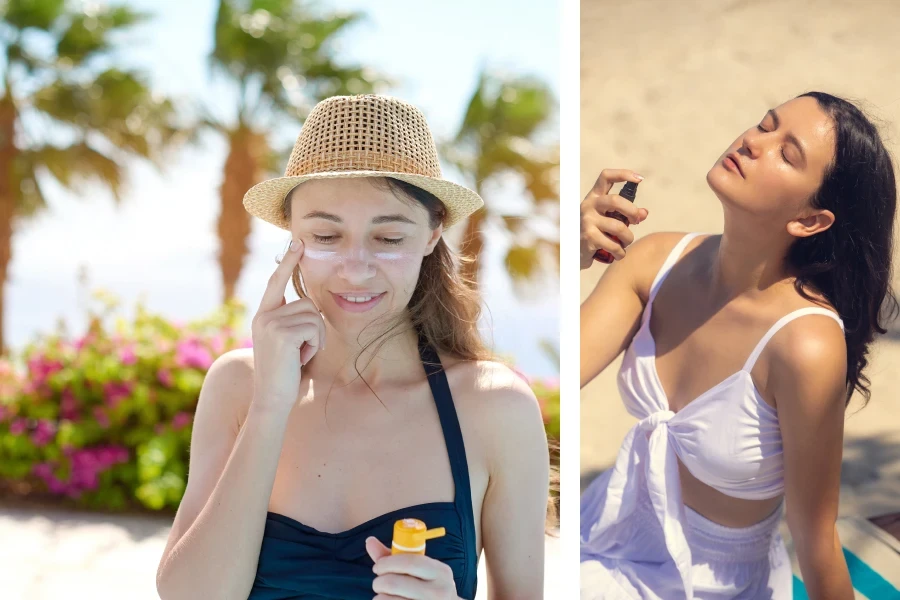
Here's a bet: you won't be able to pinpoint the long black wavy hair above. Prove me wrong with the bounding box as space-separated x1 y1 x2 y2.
787 91 899 406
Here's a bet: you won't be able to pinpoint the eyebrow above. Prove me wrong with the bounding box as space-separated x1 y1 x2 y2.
301 210 417 225
766 109 808 166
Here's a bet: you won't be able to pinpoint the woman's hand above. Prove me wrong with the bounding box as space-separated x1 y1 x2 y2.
580 169 648 269
250 238 326 413
365 537 460 600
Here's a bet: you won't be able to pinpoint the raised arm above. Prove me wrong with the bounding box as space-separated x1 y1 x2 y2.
771 314 853 600
581 230 681 388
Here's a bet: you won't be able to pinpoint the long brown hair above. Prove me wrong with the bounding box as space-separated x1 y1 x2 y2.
283 176 559 530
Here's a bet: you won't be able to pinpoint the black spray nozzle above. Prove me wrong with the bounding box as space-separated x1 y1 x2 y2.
620 181 639 202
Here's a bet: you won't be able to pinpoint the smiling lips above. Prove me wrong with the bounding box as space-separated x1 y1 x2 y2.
331 291 386 313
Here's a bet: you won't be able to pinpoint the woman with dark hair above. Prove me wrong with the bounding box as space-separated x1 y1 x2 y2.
579 92 898 599
155 94 551 600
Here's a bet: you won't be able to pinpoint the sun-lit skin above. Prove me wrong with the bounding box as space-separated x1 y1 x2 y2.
287 177 442 349
707 96 837 240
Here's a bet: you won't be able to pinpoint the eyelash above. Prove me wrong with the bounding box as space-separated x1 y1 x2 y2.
311 234 405 246
756 124 790 163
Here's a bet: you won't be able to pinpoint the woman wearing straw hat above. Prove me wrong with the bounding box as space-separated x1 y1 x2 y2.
579 92 898 599
155 95 550 600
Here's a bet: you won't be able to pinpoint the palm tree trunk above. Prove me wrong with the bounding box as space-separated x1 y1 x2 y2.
459 208 485 289
0 93 17 357
217 126 263 302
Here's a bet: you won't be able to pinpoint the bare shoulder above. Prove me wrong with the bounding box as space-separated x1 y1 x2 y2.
623 231 711 300
198 347 256 429
441 357 541 418
768 310 847 376
766 304 847 409
440 356 548 471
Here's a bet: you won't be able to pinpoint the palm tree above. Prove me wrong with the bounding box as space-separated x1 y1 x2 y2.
444 69 559 289
206 0 387 302
0 1 184 356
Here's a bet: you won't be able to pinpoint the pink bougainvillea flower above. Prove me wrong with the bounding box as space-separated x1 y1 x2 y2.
103 381 133 408
9 418 28 435
210 334 225 355
540 376 560 389
157 368 174 388
60 389 79 421
175 339 214 370
239 336 253 348
118 344 138 366
93 406 110 428
31 420 55 447
172 411 193 431
32 463 53 479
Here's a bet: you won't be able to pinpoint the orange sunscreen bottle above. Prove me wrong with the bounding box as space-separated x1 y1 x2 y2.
391 518 446 555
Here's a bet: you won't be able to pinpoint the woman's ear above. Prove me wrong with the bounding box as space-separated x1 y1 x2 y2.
787 209 835 239
424 224 444 256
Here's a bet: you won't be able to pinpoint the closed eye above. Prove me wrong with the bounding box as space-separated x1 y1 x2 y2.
312 234 337 244
756 124 791 164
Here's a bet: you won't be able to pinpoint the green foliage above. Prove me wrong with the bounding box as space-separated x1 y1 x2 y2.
209 0 388 129
444 69 560 286
0 290 560 512
2 1 184 225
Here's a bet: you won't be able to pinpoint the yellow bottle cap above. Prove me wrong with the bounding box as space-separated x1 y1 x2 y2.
391 518 446 554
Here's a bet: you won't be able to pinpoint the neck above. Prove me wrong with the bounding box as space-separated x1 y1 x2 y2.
709 218 794 303
303 318 422 388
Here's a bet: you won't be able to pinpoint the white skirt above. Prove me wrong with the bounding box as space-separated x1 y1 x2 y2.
581 469 793 599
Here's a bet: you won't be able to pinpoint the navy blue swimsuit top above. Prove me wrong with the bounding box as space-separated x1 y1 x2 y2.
248 334 479 599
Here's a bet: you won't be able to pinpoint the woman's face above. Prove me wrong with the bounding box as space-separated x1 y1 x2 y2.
706 96 837 233
288 178 442 333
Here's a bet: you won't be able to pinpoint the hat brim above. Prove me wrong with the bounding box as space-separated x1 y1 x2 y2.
242 171 485 231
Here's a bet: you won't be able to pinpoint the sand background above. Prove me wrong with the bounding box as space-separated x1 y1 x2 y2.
580 0 900 524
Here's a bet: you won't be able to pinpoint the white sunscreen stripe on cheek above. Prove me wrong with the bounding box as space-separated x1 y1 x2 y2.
302 248 343 262
372 251 413 261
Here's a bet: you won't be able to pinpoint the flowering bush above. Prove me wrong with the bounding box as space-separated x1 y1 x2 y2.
0 289 561 512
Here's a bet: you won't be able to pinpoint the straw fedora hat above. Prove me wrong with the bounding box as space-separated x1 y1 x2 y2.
242 94 484 230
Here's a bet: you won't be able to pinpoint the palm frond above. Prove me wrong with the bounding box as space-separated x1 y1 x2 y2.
25 142 123 202
32 68 179 160
3 0 66 32
56 6 150 66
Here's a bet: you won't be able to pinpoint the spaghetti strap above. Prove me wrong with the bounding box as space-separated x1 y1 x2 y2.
742 307 845 372
648 232 705 304
416 331 478 594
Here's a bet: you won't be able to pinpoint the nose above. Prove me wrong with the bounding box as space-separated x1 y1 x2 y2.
741 130 762 159
338 247 376 283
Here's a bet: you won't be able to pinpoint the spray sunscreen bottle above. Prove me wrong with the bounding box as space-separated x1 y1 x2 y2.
391 518 446 555
594 180 640 264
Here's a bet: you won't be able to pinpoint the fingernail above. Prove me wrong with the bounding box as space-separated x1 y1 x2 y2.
635 174 644 180
290 239 301 251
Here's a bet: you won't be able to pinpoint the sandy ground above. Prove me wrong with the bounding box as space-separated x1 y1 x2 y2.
580 0 900 572
0 502 560 599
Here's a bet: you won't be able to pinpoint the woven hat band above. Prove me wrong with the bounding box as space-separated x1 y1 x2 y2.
285 94 443 179
289 149 439 178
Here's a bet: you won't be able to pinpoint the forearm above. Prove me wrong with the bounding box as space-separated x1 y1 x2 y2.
797 528 853 600
157 402 291 599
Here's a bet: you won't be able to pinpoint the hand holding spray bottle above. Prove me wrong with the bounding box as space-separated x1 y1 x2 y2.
593 180 640 264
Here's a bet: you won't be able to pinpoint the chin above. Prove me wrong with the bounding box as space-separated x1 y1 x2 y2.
706 165 738 207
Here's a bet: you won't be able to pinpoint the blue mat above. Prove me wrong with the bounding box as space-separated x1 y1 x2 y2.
792 548 900 599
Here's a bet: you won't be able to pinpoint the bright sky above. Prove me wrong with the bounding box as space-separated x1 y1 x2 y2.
8 0 560 376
